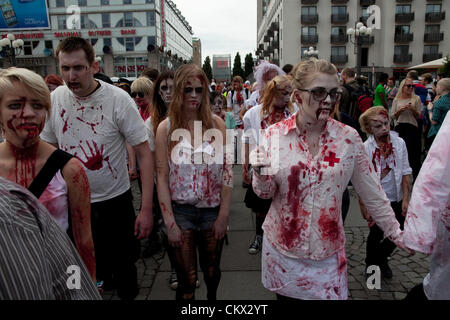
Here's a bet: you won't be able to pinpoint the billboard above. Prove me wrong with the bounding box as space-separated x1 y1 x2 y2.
0 0 50 30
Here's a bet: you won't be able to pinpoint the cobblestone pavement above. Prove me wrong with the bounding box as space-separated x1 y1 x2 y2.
101 176 429 301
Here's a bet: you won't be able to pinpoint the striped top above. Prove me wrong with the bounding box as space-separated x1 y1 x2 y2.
0 177 101 300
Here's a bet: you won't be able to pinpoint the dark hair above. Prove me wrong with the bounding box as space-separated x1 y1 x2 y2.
56 37 95 65
141 68 160 81
282 64 293 74
379 73 389 83
209 91 226 105
94 72 113 84
151 71 174 135
406 70 419 80
387 76 395 82
421 73 433 84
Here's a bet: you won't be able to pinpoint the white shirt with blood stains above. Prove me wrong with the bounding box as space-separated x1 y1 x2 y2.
253 115 403 261
364 131 412 203
404 112 450 300
41 80 149 202
166 117 233 208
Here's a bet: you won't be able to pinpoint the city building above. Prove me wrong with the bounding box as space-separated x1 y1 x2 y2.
256 0 450 84
192 37 201 67
0 0 194 78
212 54 231 83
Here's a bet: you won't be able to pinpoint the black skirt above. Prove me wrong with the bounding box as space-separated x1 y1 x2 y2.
244 183 272 214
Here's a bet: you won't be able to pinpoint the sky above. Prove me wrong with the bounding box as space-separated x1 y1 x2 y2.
173 0 257 64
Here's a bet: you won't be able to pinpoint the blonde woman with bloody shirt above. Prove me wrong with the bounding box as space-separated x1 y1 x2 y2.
0 67 95 281
155 64 232 300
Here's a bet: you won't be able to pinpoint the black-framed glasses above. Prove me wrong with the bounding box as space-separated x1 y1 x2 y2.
405 84 414 88
131 92 145 98
184 87 203 94
298 87 341 102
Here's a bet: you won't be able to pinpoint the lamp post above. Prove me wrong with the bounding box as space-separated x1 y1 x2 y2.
0 34 24 67
346 22 373 76
303 46 319 59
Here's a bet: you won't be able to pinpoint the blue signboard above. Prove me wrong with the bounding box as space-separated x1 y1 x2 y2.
0 0 50 30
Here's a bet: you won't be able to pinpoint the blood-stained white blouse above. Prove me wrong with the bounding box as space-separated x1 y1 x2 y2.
403 113 450 300
253 114 403 260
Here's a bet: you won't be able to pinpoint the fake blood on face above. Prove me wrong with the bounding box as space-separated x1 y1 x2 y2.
9 142 38 188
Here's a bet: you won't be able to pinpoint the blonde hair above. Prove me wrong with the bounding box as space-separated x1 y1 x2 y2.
260 75 294 118
168 64 213 151
292 58 338 90
131 76 153 114
359 106 390 134
394 78 421 106
0 67 51 115
437 78 450 92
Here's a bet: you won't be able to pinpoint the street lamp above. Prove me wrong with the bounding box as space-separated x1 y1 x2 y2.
347 22 373 76
303 46 319 59
0 34 24 67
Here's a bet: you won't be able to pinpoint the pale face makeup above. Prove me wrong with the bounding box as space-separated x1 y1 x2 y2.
211 96 224 115
294 73 340 124
273 85 293 110
159 78 174 106
369 114 390 141
183 77 203 111
0 82 47 148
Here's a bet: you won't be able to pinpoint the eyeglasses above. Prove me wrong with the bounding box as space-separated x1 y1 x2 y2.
184 87 203 94
131 92 145 98
405 84 414 88
298 87 341 102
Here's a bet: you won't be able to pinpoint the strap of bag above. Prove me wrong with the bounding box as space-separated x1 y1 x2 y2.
28 149 74 199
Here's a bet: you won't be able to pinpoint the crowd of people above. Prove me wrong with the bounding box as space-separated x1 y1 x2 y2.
0 36 449 301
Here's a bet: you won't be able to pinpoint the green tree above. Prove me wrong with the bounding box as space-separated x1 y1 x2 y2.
202 56 213 81
232 52 245 79
439 55 450 78
244 53 254 80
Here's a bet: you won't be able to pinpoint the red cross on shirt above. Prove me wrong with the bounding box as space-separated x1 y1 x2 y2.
324 151 340 167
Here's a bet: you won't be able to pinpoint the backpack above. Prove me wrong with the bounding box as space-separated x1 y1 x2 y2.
343 84 373 122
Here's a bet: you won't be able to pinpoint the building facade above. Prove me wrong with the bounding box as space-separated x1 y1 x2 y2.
256 0 450 83
212 54 231 83
192 37 201 67
0 0 193 78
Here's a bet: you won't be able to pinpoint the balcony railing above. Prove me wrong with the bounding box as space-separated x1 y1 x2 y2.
423 53 442 62
263 35 271 43
258 43 264 50
332 0 348 3
272 59 280 66
395 12 415 23
269 21 279 31
301 34 319 43
301 0 318 4
331 34 349 43
331 13 349 24
394 33 413 42
360 0 375 5
425 12 446 22
263 50 270 57
396 0 412 3
394 53 412 63
271 39 279 47
424 32 444 42
330 54 348 64
301 14 319 24
360 35 375 45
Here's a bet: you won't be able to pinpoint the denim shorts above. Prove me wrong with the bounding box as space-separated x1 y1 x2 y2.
172 202 220 231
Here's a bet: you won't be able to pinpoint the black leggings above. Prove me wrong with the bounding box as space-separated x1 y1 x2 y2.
395 123 421 179
169 229 225 300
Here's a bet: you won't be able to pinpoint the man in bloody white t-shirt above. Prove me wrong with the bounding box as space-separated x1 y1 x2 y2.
41 37 154 300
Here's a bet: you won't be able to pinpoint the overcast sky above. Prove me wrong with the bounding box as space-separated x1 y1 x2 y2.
173 0 257 64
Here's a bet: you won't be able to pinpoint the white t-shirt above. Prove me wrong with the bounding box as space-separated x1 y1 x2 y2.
41 80 148 203
144 117 156 152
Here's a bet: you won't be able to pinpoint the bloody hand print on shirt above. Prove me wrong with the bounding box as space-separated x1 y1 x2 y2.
75 140 117 178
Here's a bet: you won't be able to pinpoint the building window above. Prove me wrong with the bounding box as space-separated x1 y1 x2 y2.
148 36 156 46
45 40 53 49
78 0 87 6
114 56 148 78
91 39 98 46
301 6 317 15
117 37 143 51
332 6 347 15
102 13 110 28
425 24 440 33
146 0 154 3
331 46 346 56
23 41 33 56
331 26 346 36
424 45 439 54
147 11 155 26
80 15 96 29
101 0 110 4
125 12 134 27
123 0 131 4
396 5 411 14
301 26 317 36
56 0 65 8
426 4 441 13
395 25 410 35
104 38 112 47
116 16 142 28
394 45 409 56
57 15 67 29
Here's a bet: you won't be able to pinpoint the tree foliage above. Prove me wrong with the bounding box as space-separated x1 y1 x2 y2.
439 55 450 78
244 53 254 80
202 56 213 81
232 52 245 80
